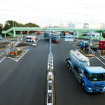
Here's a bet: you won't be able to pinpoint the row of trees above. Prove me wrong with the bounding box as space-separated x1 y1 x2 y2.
0 20 40 35
0 24 3 35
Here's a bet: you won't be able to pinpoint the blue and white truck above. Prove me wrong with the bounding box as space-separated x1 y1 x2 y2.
66 50 105 93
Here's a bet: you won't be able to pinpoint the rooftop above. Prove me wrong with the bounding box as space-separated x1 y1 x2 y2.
85 66 105 74
70 50 89 62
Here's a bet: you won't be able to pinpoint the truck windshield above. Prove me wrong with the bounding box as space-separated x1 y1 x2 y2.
84 70 105 81
87 73 105 81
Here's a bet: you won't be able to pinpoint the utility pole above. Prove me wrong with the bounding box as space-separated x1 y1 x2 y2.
88 31 92 55
49 24 51 58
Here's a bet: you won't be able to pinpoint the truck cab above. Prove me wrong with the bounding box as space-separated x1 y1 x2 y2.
82 67 105 92
80 41 88 48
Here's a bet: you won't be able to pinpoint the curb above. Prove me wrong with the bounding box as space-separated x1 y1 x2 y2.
80 50 95 57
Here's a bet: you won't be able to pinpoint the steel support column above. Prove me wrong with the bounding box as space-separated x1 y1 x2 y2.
5 34 6 37
13 29 16 37
99 31 102 40
76 31 79 38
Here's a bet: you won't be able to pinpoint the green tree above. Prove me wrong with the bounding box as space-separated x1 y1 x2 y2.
3 20 13 30
24 23 39 27
3 20 40 31
103 32 105 38
0 23 3 35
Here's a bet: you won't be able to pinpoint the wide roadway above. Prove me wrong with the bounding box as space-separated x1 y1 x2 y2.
0 39 49 105
53 39 105 105
0 37 105 105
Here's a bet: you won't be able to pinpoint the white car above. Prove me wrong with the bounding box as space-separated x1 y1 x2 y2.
32 43 37 47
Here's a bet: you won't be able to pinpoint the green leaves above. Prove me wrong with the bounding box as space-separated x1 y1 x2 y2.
3 20 39 30
0 24 3 35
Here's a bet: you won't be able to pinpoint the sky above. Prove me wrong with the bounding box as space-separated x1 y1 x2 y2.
0 0 105 26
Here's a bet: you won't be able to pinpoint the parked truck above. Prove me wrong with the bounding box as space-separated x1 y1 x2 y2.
91 40 105 53
80 41 88 50
52 33 61 43
37 31 41 35
66 50 105 93
99 40 105 49
44 32 61 43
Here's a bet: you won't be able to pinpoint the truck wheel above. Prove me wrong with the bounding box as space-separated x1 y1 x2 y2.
81 81 85 90
67 63 72 70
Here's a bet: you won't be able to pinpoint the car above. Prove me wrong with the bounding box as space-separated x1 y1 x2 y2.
32 43 37 47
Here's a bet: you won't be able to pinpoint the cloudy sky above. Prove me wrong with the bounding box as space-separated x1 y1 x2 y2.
0 0 105 26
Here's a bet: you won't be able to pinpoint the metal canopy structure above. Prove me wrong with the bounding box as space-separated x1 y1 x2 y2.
2 27 105 40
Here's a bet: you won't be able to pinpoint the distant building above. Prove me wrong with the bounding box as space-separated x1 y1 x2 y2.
100 23 105 29
75 23 83 29
83 23 89 29
89 23 101 29
103 24 105 29
69 23 75 29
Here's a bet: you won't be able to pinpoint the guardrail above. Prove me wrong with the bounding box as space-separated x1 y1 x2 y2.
47 53 53 70
46 53 54 105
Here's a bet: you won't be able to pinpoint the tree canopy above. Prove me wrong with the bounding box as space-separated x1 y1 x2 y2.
0 24 3 35
0 20 40 35
3 20 40 31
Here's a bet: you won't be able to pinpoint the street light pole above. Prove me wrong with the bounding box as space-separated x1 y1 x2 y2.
88 31 92 55
49 24 51 57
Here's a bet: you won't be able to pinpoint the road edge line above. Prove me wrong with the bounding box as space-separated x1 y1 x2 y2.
16 49 29 62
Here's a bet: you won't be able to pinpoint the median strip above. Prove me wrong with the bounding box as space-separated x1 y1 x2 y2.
6 49 29 62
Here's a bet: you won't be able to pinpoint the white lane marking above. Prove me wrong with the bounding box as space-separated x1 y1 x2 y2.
100 55 105 60
5 57 17 62
95 56 105 66
15 49 29 62
5 49 29 62
0 56 6 63
88 57 96 60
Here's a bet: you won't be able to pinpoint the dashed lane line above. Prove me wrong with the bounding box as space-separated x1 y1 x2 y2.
100 55 105 60
95 56 105 66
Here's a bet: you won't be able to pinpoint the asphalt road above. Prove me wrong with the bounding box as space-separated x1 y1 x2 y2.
52 39 105 105
0 36 105 105
0 40 49 105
